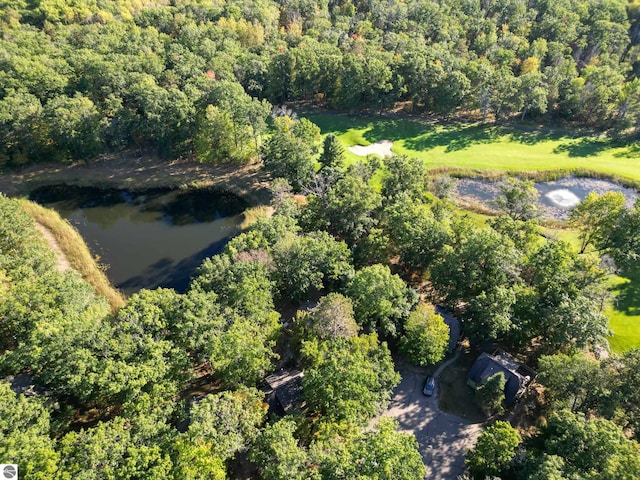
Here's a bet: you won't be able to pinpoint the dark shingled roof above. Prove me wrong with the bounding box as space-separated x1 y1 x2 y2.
265 369 304 414
468 352 527 404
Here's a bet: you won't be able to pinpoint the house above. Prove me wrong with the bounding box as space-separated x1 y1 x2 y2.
264 369 304 414
467 351 533 404
4 374 42 397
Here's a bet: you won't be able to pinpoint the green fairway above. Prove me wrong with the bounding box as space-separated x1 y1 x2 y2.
607 271 640 353
305 113 640 185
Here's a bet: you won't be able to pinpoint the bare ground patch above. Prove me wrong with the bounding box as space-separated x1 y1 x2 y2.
0 152 271 205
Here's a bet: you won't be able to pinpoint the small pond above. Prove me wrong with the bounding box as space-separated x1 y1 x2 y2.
456 176 639 220
30 185 249 294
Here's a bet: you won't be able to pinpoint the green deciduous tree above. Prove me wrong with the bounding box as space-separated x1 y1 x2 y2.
430 227 520 308
171 436 227 480
297 293 359 341
262 116 320 191
465 421 521 479
208 316 280 387
346 264 418 338
43 93 104 162
537 353 601 412
57 417 173 479
536 410 640 480
191 253 276 318
316 418 426 480
569 191 626 254
0 382 59 479
381 155 429 202
494 177 540 221
250 418 314 480
608 199 640 270
383 196 452 271
187 387 266 460
301 334 400 426
324 174 381 245
399 304 449 366
519 240 610 352
272 231 352 302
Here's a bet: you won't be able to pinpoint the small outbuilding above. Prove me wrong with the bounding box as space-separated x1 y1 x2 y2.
264 369 305 415
467 351 533 404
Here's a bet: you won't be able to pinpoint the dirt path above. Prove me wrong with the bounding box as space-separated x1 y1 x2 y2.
0 152 271 205
35 223 71 272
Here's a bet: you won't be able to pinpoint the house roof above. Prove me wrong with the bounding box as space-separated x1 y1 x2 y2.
468 352 527 404
265 369 304 413
3 374 41 397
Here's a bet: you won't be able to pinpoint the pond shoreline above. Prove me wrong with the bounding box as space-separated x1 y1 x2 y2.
29 185 248 296
20 199 126 310
0 151 272 206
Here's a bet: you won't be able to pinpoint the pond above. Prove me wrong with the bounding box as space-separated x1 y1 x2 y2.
456 176 639 220
30 185 249 294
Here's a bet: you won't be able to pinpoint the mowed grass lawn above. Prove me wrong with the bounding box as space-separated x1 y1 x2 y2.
607 271 640 352
305 113 640 185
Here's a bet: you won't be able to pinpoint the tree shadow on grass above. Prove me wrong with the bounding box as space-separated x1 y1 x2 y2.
506 128 570 145
403 123 501 152
361 118 428 143
613 142 640 159
305 114 372 136
553 138 620 157
612 267 640 316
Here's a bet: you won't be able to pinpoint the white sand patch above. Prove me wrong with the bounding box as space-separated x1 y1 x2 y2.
348 140 394 157
544 189 581 208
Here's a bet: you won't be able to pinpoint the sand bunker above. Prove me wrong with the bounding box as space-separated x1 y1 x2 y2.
544 189 581 208
348 140 394 157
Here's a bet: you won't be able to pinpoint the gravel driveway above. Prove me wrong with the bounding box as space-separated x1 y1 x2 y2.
381 361 482 480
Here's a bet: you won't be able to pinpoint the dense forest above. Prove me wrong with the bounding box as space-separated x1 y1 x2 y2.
1 0 640 166
2 0 640 479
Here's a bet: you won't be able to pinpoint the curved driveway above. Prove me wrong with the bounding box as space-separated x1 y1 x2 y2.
381 360 482 480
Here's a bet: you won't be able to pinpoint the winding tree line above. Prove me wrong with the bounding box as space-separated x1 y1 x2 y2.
1 0 640 166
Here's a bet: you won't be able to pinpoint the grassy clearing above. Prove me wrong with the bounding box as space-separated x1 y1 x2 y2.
306 113 640 187
437 349 486 423
20 200 125 311
312 109 640 352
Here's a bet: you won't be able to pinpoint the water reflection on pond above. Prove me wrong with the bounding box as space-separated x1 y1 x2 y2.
30 185 248 294
456 176 638 219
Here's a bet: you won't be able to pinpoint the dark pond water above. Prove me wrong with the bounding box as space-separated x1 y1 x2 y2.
30 185 249 294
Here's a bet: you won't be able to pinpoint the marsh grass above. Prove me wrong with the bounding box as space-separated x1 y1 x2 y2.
239 205 274 230
20 200 125 311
